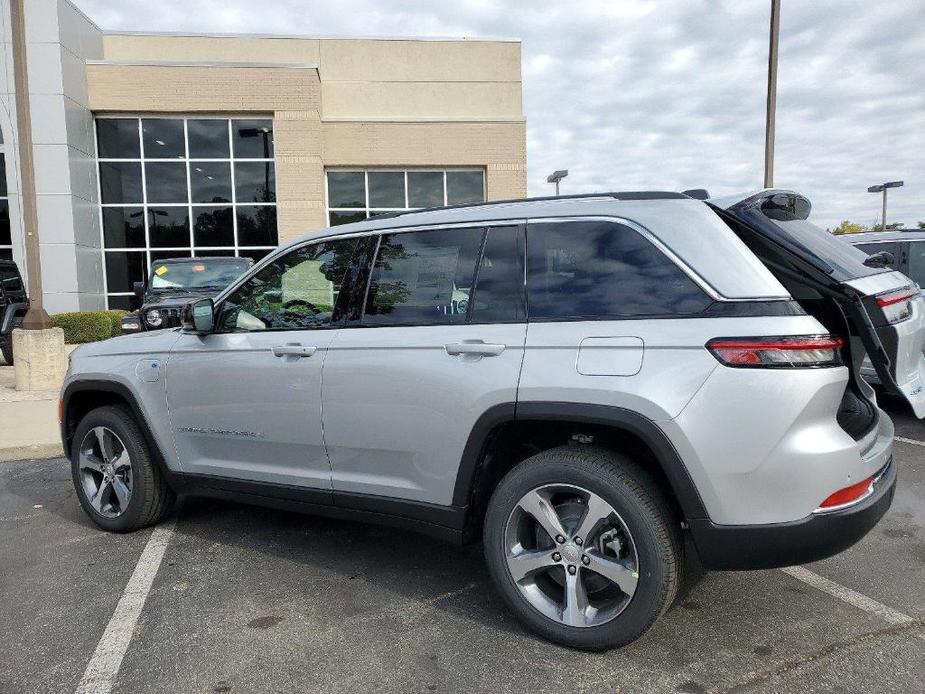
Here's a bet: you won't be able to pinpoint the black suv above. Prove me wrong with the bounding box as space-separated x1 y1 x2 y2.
0 259 27 364
124 256 253 332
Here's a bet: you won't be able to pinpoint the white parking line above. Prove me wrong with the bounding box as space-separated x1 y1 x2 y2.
895 436 925 447
781 566 925 640
74 520 176 694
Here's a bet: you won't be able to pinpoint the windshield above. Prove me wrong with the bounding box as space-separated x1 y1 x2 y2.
150 259 250 291
728 192 886 281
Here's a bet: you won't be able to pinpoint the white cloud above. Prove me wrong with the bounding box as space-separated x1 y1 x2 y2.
75 0 925 229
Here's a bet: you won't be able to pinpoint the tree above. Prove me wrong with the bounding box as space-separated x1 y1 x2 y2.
918 221 925 230
868 222 904 232
831 220 865 235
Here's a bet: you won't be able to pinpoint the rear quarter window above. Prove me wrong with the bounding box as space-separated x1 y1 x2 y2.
526 220 712 320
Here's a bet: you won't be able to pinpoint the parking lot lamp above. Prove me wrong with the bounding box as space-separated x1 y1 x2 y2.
867 181 904 231
546 170 569 196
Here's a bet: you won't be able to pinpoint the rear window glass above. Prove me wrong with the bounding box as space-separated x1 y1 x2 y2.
526 220 711 320
906 242 925 287
0 265 23 294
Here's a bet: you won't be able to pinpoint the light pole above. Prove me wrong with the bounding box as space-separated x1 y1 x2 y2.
546 170 568 196
764 0 781 188
867 180 903 231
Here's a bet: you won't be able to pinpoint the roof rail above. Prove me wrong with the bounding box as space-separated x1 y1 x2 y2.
371 190 690 220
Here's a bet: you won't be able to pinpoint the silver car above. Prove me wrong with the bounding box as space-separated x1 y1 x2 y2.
60 189 925 650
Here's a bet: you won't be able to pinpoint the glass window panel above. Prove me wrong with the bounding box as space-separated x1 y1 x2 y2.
142 119 185 159
368 172 405 208
105 251 146 293
236 205 278 246
99 161 143 204
190 161 232 203
144 162 189 204
106 295 135 311
526 221 711 319
102 206 145 248
148 207 190 248
193 249 238 258
327 172 365 209
471 226 524 322
407 172 444 208
232 119 274 159
238 248 273 264
329 210 367 226
0 153 7 197
0 201 10 246
905 242 925 287
193 206 235 247
221 238 358 331
363 227 484 326
234 161 275 203
96 119 140 159
187 119 230 158
446 171 484 205
150 249 192 264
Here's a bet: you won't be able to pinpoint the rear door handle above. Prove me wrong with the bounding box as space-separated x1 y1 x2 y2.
444 341 506 357
272 344 316 358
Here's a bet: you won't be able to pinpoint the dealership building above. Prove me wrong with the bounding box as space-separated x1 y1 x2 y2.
0 0 526 311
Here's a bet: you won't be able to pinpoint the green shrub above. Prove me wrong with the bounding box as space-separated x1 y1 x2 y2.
50 311 114 344
103 310 129 337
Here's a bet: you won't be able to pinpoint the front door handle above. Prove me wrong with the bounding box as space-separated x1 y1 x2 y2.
444 341 506 357
272 344 316 358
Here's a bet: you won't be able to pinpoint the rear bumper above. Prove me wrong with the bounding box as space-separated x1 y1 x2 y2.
689 456 896 570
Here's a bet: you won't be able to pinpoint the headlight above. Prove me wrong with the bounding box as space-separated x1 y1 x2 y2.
145 309 163 328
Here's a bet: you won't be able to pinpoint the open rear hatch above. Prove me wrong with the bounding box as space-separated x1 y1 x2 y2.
711 190 925 419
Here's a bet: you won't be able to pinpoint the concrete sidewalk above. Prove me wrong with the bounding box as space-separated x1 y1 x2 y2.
0 353 69 462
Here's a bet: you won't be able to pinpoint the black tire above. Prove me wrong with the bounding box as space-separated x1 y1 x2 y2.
71 405 175 532
483 445 681 650
0 342 12 365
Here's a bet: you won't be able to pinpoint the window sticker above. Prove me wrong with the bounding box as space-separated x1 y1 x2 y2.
192 264 206 272
155 266 168 276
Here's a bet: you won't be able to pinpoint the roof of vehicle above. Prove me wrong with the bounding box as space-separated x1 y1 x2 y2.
286 191 791 301
845 230 925 243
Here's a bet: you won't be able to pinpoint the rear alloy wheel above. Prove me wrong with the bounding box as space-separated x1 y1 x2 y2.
484 446 681 650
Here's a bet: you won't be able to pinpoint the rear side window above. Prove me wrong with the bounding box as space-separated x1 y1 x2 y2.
0 265 23 294
526 220 711 320
906 242 925 287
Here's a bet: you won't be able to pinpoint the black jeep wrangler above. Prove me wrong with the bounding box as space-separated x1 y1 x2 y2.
0 259 28 364
123 256 253 332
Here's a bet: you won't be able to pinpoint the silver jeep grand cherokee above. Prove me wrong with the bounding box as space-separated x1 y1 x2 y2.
61 189 925 650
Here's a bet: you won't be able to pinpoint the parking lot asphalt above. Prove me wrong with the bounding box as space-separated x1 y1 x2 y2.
2 400 923 694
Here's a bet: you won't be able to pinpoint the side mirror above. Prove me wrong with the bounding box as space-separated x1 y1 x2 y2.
181 298 214 334
133 281 145 299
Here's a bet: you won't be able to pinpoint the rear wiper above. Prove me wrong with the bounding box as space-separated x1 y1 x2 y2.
863 251 895 269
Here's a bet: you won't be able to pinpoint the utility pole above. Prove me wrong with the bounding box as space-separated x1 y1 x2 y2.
10 0 50 329
764 0 781 189
867 181 904 230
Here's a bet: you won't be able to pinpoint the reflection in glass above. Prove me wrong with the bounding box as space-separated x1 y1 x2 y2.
100 162 143 204
236 205 278 246
368 172 405 208
0 201 10 246
327 172 365 208
329 210 367 226
407 172 444 208
234 162 275 203
187 119 230 158
0 153 7 196
232 120 274 159
144 162 189 204
446 171 485 205
96 119 140 159
147 207 190 248
190 162 232 203
142 119 185 159
105 251 146 293
193 206 234 247
102 207 145 248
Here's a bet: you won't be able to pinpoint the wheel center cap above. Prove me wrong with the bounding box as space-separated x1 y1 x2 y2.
562 542 582 564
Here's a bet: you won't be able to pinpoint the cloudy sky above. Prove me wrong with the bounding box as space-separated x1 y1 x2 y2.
76 0 924 230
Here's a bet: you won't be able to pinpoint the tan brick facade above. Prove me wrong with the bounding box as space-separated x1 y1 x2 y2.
87 35 526 244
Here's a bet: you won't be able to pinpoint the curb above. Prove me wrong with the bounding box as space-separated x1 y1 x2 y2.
0 442 64 463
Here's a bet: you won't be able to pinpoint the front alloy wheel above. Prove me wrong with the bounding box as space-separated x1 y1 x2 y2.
505 484 639 627
78 426 133 518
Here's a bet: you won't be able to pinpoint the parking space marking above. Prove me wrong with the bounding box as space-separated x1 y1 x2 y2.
895 436 925 447
74 520 176 694
781 566 925 640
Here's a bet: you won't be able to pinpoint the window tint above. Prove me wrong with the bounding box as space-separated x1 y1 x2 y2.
905 242 925 287
221 238 358 332
363 227 483 326
526 221 711 319
470 226 525 322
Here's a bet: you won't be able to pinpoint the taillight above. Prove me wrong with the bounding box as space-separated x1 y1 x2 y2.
706 335 844 368
815 476 874 512
875 287 918 325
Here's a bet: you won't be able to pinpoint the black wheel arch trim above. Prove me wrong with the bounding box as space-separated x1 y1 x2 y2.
451 401 710 522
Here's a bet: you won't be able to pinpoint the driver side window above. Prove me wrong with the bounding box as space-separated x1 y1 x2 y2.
220 238 358 331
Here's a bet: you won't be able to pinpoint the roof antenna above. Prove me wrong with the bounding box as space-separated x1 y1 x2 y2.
682 188 710 200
